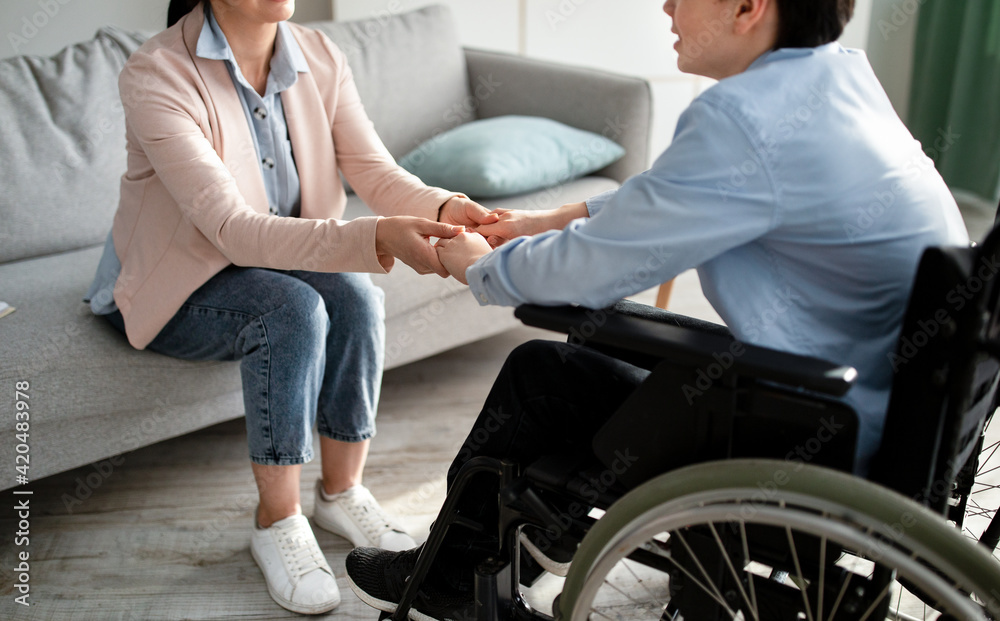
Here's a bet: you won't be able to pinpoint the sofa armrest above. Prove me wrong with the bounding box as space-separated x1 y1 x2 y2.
463 48 652 184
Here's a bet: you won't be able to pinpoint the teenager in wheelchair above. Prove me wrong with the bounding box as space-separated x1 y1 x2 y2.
343 0 1000 618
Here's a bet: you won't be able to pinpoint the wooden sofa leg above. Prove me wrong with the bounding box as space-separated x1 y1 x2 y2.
655 279 675 309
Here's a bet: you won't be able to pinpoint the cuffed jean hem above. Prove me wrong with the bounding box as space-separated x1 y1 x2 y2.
319 428 376 443
249 451 315 466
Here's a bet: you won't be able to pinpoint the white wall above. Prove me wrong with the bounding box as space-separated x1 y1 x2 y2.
334 0 878 163
2 0 892 157
842 0 874 50
865 0 919 121
0 0 333 59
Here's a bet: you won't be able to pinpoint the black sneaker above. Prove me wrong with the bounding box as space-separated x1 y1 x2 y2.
345 545 475 621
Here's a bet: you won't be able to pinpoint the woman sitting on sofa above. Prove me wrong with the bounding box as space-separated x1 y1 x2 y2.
83 0 495 614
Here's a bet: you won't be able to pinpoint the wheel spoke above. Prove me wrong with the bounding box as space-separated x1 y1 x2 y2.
739 521 760 620
856 576 892 621
785 524 815 621
817 533 827 621
707 521 759 621
664 531 740 616
825 569 853 621
621 558 667 612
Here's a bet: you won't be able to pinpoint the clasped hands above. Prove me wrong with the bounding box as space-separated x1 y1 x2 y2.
375 196 575 285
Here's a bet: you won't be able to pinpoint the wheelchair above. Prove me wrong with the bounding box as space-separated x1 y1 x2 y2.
379 218 1000 620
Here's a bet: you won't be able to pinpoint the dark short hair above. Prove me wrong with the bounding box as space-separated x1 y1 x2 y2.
167 0 205 28
773 0 855 49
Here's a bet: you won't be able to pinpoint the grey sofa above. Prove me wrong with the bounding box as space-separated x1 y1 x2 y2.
0 5 651 490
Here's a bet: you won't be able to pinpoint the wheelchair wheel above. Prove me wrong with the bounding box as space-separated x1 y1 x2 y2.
557 460 1000 621
962 414 1000 559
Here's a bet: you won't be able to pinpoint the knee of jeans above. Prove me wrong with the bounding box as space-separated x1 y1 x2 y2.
337 275 386 326
279 286 330 342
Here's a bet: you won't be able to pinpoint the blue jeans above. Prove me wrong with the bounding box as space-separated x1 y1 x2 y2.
107 267 385 465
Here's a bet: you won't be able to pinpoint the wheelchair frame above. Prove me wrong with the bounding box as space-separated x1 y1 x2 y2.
378 220 1000 620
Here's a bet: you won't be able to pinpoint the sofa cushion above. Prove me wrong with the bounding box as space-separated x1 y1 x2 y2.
0 27 148 264
0 246 245 486
398 115 627 198
306 5 474 160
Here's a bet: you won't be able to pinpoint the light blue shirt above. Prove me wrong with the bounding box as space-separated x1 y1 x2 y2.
466 43 970 471
85 5 308 314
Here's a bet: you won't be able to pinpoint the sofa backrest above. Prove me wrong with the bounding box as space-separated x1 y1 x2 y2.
0 5 470 264
306 5 473 160
0 27 147 264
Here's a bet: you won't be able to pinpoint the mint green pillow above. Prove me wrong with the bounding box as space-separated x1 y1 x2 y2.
398 115 626 199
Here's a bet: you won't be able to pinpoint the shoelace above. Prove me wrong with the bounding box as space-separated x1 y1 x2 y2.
341 488 400 542
276 520 328 580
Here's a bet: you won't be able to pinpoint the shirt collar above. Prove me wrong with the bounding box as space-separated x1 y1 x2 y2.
747 42 845 72
196 3 309 96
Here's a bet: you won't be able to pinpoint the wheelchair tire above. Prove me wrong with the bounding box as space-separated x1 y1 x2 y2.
557 459 1000 621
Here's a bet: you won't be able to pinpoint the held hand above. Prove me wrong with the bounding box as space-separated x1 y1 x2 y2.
475 209 553 248
435 231 493 285
475 202 589 248
375 216 464 277
438 196 499 230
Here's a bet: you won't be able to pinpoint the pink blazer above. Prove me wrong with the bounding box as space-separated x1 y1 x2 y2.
112 3 458 349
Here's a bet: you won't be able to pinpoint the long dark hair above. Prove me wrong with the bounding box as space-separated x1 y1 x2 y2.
167 0 206 28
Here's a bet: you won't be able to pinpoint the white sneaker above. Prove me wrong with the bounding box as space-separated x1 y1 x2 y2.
313 481 416 551
250 512 341 614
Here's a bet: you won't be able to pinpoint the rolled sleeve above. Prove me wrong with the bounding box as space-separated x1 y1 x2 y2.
585 189 618 218
467 237 535 307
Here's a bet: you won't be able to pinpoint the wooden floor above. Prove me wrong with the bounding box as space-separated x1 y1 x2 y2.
3 265 996 620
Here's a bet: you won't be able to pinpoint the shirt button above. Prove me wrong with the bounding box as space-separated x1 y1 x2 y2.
254 107 267 120
269 205 278 215
479 294 488 303
262 157 275 169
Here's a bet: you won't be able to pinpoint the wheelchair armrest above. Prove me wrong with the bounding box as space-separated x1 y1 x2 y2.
514 302 858 397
